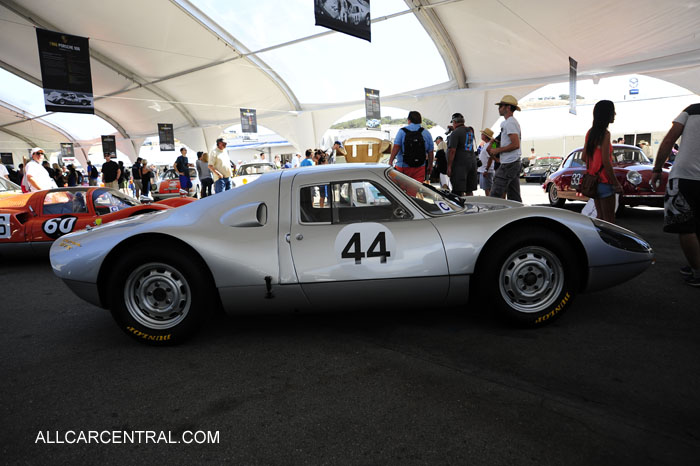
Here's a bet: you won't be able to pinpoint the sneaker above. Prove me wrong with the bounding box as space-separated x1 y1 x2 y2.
680 266 693 277
685 275 700 287
179 189 188 195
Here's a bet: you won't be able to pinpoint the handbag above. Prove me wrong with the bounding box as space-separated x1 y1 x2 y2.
577 158 604 198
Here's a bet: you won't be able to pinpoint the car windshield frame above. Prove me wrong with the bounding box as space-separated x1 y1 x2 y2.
385 168 465 216
92 188 140 214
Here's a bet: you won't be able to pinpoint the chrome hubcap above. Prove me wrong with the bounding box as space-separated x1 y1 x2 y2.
124 263 191 329
499 246 565 313
549 185 559 203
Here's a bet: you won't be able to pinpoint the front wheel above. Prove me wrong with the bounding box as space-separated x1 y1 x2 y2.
107 244 213 344
548 183 565 208
482 228 578 326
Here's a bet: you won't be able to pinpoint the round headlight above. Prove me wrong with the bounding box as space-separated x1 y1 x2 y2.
626 171 642 186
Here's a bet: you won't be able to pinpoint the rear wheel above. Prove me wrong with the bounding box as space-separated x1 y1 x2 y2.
548 183 565 208
107 243 213 344
481 228 578 326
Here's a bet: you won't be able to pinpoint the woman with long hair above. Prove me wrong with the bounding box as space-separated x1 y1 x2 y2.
583 100 623 223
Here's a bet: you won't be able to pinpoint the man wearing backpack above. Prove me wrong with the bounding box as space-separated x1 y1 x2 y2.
87 160 99 186
389 111 434 183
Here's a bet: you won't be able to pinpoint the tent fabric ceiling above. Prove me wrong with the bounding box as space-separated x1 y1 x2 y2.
0 0 699 161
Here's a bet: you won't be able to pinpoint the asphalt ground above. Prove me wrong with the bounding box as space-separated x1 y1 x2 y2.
1 182 699 465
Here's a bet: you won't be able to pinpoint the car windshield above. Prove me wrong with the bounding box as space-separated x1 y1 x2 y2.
386 169 464 215
613 148 650 164
0 177 20 192
238 164 274 176
534 158 561 167
92 188 139 214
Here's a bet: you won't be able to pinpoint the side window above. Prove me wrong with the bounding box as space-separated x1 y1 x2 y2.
299 184 331 223
331 180 409 224
569 151 584 168
43 191 88 215
298 180 410 224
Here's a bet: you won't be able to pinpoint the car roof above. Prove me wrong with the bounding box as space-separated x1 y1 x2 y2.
570 144 643 153
279 163 390 180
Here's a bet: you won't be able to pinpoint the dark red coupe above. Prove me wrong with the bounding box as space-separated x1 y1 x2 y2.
543 144 671 211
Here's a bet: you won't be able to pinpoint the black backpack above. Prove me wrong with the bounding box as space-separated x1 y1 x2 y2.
401 127 426 167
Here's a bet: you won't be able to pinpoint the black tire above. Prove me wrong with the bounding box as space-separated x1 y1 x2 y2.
58 99 66 105
481 227 578 327
615 199 626 216
548 183 566 208
106 242 214 345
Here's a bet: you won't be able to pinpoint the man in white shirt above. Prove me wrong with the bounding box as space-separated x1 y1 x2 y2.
652 103 700 287
0 161 9 180
25 147 55 191
208 138 233 193
488 95 522 202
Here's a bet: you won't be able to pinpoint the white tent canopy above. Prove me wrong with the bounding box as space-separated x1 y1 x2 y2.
0 0 699 162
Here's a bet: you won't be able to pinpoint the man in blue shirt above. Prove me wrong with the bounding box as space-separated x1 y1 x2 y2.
389 111 434 183
300 149 314 167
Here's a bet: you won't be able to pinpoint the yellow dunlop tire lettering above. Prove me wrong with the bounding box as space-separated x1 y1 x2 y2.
126 326 171 341
534 292 570 324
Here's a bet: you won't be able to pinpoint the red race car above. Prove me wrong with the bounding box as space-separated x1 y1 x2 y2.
0 187 194 255
543 144 671 211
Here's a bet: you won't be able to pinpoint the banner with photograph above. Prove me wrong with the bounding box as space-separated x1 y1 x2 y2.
364 88 381 130
1 153 13 166
101 135 116 157
36 28 94 114
240 108 258 133
158 123 175 151
315 0 371 42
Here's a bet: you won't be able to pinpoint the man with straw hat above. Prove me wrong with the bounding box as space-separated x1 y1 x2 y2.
487 95 522 202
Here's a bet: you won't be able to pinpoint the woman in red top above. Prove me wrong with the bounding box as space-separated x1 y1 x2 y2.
582 100 623 223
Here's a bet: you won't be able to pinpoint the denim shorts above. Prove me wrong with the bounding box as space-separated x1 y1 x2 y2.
596 182 615 199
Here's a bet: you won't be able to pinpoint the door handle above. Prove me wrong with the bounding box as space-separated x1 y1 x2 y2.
295 234 303 241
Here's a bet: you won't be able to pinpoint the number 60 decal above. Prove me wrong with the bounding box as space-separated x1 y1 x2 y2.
42 216 77 239
335 223 396 265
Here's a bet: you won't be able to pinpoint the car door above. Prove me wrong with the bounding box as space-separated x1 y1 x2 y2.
558 151 586 199
286 172 449 310
29 190 93 245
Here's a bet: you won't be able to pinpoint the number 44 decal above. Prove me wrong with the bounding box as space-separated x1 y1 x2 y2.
341 232 391 265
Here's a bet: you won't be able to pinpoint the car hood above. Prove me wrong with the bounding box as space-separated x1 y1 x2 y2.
457 196 520 215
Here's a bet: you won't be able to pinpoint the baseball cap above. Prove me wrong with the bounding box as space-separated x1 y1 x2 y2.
216 137 226 144
334 141 342 146
31 147 44 155
451 112 464 122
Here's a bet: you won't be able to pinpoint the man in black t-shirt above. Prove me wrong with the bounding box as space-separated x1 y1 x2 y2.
131 157 142 197
446 113 478 197
101 154 121 189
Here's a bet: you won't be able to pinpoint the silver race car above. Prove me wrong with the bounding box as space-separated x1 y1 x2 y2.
50 164 654 344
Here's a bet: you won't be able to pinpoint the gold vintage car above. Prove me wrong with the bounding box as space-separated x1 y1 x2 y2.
336 137 392 164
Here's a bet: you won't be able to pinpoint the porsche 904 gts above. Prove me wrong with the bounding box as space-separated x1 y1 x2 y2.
50 164 654 344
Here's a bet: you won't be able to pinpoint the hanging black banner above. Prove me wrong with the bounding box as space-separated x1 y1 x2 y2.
101 136 116 157
36 28 94 114
315 0 371 42
364 88 381 130
158 123 175 151
240 108 258 133
60 143 74 158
